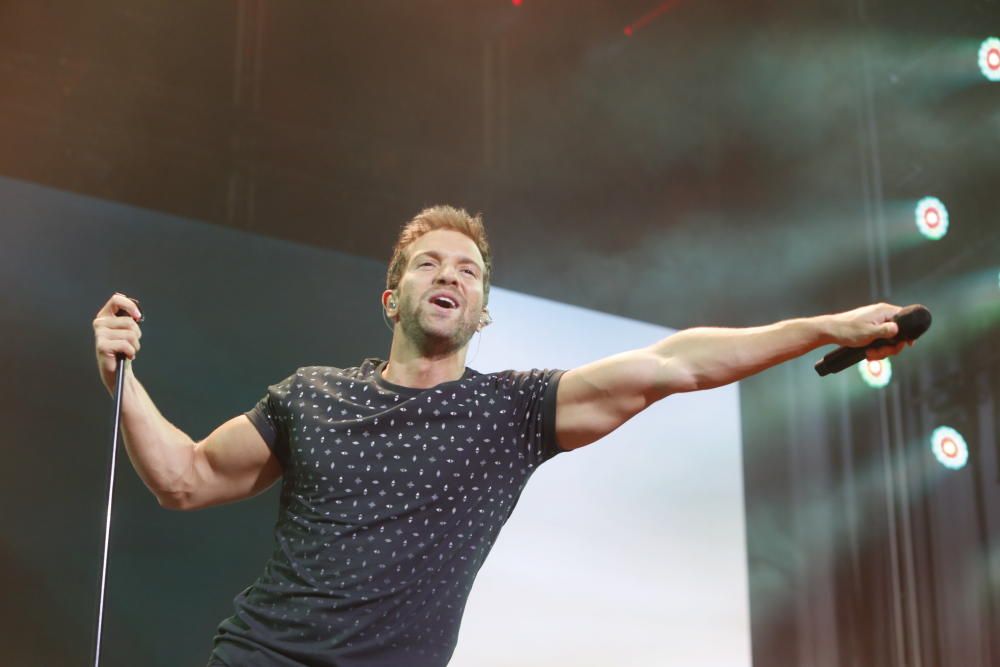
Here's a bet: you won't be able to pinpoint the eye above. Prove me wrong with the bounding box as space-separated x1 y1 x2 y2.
461 268 477 277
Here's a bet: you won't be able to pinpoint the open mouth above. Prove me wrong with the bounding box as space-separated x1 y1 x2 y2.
429 295 459 310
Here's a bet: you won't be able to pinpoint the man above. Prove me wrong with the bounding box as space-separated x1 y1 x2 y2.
92 205 910 666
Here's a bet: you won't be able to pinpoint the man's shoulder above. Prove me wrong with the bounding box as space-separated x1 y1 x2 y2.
294 358 382 382
463 367 564 394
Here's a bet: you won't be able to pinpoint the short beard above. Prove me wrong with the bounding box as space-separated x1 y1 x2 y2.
398 294 478 356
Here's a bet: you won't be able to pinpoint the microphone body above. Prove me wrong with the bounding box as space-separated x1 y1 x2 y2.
814 304 931 376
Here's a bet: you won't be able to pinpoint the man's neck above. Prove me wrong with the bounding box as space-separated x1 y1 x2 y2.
382 335 468 389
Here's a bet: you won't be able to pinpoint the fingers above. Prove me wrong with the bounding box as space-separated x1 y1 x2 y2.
95 327 141 356
881 321 899 339
93 293 143 340
96 293 142 321
850 302 901 346
94 294 143 373
98 339 139 371
101 327 142 349
92 313 142 338
875 301 903 319
866 340 907 361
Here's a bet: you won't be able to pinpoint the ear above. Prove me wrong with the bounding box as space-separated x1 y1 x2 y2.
477 308 492 331
382 290 397 319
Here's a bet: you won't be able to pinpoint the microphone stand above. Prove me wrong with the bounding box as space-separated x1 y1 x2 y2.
93 301 142 667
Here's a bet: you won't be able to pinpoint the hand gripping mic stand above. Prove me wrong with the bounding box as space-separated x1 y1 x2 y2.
93 298 143 667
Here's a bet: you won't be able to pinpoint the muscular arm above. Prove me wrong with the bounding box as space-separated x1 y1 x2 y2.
555 304 907 451
94 293 281 510
117 366 281 510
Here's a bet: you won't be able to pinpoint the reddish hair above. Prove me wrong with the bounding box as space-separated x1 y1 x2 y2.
386 205 492 300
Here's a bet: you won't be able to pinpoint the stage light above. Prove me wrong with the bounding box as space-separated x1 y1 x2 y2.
623 0 684 38
511 0 522 6
930 426 969 470
979 37 1000 81
915 196 949 240
858 358 892 388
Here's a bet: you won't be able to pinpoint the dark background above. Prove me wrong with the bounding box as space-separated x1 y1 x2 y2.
0 177 395 665
1 1 998 665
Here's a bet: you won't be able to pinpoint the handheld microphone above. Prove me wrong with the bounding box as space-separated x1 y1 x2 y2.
814 304 931 376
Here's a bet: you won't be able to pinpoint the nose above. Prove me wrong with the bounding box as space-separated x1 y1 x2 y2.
433 263 459 285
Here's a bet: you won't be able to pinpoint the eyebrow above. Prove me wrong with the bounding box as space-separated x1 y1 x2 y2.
411 250 483 270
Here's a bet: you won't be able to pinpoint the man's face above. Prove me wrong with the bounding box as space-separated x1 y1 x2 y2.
391 229 487 353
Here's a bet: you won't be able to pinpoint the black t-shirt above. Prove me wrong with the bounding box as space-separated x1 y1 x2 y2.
209 359 565 667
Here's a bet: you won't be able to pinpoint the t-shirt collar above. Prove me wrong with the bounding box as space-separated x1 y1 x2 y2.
371 358 475 395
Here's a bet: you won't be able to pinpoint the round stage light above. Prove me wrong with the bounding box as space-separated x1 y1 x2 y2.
915 196 949 240
858 358 892 388
979 37 1000 81
930 426 969 470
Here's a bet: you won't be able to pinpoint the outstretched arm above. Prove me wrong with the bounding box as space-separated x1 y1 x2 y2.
554 302 909 451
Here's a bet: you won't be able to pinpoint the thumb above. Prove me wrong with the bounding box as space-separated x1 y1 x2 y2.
882 321 899 339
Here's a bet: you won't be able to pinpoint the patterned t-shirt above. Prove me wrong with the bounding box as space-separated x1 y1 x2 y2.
208 358 565 667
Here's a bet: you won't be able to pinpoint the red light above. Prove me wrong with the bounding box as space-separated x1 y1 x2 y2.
925 208 940 228
623 0 684 38
989 48 1000 69
512 0 522 5
942 438 958 458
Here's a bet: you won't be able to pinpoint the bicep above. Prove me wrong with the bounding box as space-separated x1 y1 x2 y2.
555 347 690 451
184 415 283 510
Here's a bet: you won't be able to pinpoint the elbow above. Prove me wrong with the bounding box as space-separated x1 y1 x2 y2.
678 367 733 393
155 448 204 511
677 376 705 394
653 354 702 395
156 489 198 511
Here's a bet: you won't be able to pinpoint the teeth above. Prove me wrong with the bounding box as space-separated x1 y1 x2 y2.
433 296 457 308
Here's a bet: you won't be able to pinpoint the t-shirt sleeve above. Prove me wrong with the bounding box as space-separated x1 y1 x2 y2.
501 368 566 466
243 371 296 468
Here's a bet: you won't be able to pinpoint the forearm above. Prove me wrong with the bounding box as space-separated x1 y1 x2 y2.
115 363 197 505
651 315 835 393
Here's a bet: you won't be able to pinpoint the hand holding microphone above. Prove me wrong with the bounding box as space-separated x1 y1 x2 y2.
92 293 144 396
815 303 931 376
